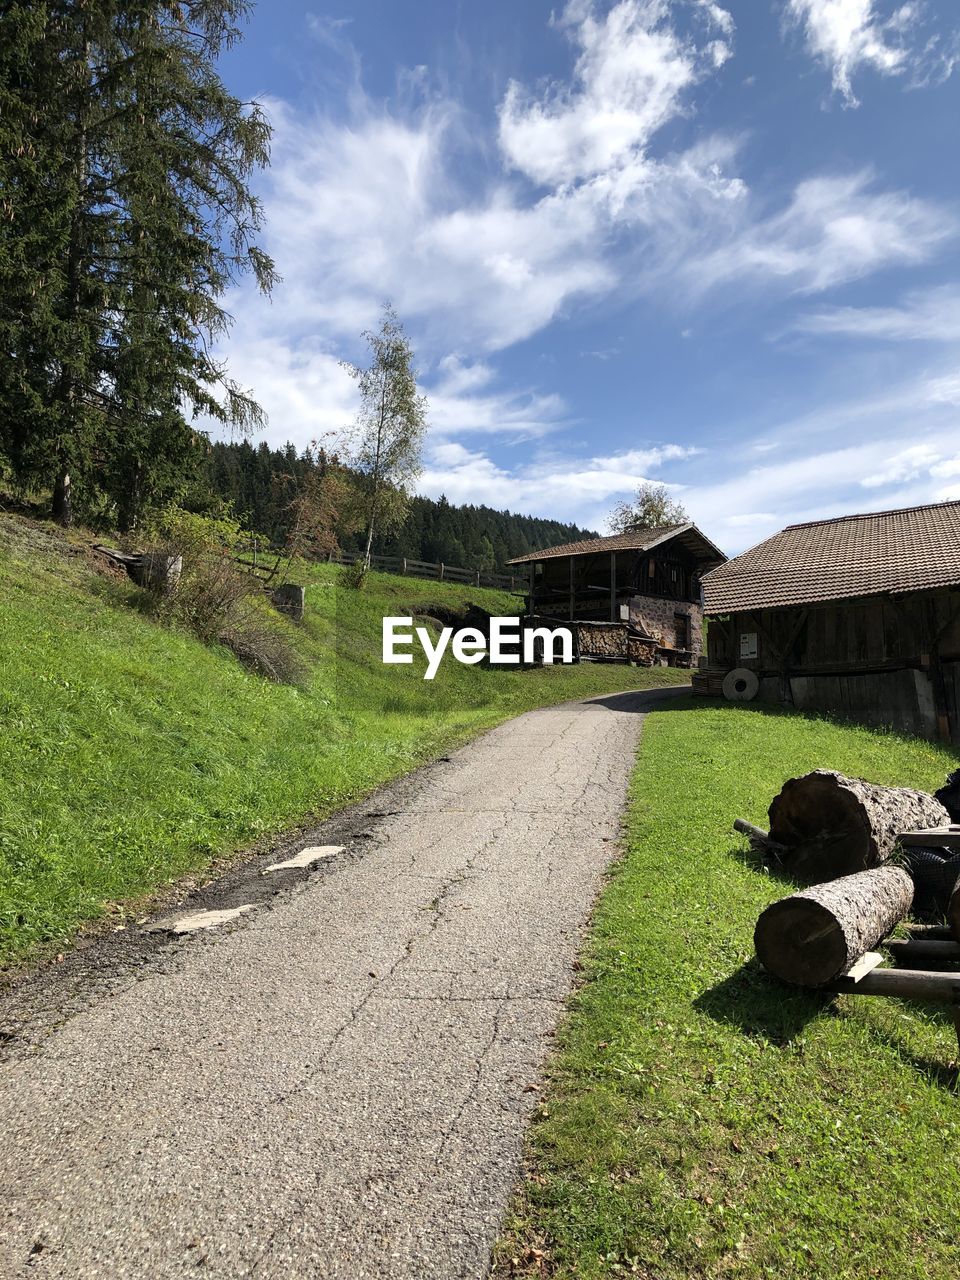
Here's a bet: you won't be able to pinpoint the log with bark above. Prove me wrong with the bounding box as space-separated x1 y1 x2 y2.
936 770 960 823
767 769 950 883
754 866 914 986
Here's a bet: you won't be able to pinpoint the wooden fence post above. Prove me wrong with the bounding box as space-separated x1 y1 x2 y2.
439 562 444 581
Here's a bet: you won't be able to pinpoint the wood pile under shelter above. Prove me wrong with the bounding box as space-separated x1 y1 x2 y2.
509 523 725 667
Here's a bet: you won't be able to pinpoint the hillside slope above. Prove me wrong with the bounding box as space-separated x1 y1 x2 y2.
0 514 684 967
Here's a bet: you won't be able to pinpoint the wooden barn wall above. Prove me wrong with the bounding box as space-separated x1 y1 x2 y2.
705 589 960 744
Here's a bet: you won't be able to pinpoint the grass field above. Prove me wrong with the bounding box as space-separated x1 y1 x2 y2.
497 699 960 1280
0 512 686 968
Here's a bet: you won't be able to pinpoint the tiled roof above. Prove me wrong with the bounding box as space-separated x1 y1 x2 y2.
507 523 725 566
702 500 960 614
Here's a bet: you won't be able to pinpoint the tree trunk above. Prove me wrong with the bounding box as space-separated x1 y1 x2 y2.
755 866 914 986
52 469 73 526
363 518 374 567
767 769 950 883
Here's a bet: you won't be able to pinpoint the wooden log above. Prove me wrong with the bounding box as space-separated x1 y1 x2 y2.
884 938 960 962
948 879 960 944
935 769 960 823
754 866 914 986
733 818 786 860
830 966 960 1002
905 923 955 940
767 769 950 882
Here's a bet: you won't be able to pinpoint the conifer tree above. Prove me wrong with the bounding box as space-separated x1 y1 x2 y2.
0 1 275 525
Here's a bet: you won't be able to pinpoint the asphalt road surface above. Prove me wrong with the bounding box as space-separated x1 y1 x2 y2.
0 687 682 1279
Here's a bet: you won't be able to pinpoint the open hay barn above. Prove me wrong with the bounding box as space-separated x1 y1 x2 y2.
509 524 726 666
699 500 960 744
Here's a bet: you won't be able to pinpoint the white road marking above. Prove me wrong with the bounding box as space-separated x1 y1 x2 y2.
263 845 344 873
150 906 256 934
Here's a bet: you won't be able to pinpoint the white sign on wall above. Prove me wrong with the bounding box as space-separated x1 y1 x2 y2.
740 632 758 660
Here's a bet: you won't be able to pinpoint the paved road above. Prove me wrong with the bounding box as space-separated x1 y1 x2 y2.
0 688 680 1279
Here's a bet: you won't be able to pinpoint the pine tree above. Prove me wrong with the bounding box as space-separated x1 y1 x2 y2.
0 1 275 525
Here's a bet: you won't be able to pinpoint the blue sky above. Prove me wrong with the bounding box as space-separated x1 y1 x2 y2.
215 0 960 553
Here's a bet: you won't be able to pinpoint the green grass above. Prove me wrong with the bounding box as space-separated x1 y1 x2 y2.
0 513 686 967
497 699 960 1280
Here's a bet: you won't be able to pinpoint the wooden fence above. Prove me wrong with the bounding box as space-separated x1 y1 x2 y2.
233 538 525 593
325 549 523 594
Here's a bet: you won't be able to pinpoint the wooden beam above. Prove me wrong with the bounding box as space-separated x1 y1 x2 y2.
569 555 575 621
830 966 960 1000
884 938 960 962
610 551 617 623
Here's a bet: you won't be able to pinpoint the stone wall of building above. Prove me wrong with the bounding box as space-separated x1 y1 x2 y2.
628 594 704 656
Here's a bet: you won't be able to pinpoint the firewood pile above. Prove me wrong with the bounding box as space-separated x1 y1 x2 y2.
626 634 658 665
576 621 656 665
738 768 960 1049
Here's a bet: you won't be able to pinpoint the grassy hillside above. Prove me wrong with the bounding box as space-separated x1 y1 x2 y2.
497 700 960 1280
0 513 685 967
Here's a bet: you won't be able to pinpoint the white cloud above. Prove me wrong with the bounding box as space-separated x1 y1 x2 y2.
923 372 960 405
794 285 960 340
681 372 960 550
860 442 942 486
426 364 568 441
786 0 958 106
417 439 698 524
498 0 733 186
215 5 955 475
211 322 359 451
687 171 954 296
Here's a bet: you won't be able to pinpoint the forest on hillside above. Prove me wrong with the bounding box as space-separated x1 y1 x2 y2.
205 440 597 573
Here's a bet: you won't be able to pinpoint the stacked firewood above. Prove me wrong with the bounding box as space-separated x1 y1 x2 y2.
576 622 628 659
576 622 657 664
740 769 960 990
626 635 657 665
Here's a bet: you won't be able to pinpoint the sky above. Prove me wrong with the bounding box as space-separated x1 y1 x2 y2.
214 0 960 554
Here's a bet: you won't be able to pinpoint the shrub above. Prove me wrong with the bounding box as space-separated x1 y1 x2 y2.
339 558 369 590
134 506 306 684
219 617 308 686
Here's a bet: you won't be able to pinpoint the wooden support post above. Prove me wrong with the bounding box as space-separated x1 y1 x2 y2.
529 563 536 615
610 551 617 623
569 556 575 621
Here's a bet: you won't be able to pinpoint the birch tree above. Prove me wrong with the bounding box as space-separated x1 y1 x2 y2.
343 305 427 565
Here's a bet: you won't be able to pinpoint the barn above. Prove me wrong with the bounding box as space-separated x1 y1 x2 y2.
508 524 726 665
698 499 960 744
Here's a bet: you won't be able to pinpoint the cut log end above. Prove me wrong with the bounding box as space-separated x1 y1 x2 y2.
755 899 848 987
767 769 950 883
755 866 914 987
